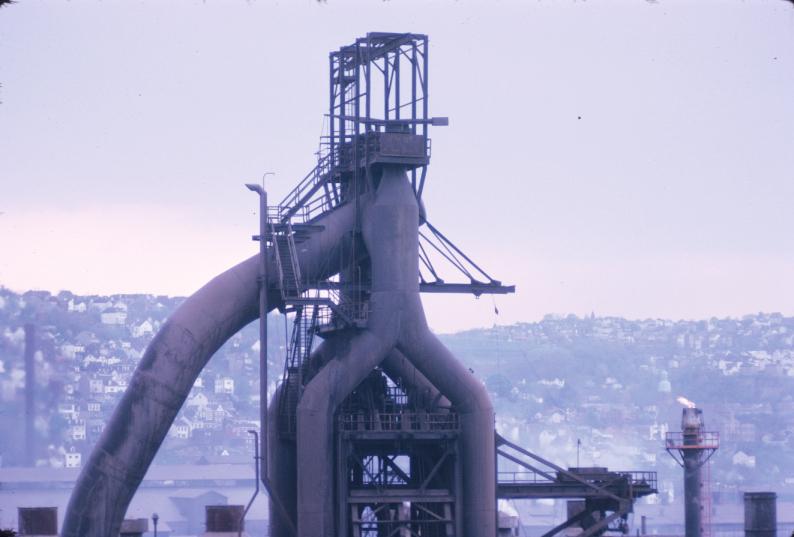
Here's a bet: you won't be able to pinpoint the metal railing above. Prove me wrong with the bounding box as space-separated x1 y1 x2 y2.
497 470 657 490
665 431 720 450
269 225 288 301
284 223 302 293
275 130 432 225
338 411 459 433
498 471 551 484
623 471 657 489
314 297 368 330
277 149 336 224
383 385 408 407
302 283 369 330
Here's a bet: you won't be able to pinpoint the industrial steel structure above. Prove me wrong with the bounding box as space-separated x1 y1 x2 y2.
496 435 656 537
63 33 655 537
666 407 720 537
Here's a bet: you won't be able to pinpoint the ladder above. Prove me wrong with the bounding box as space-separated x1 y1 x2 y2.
271 222 302 301
278 305 319 436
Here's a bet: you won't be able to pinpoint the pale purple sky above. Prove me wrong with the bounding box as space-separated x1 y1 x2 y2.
1 1 793 333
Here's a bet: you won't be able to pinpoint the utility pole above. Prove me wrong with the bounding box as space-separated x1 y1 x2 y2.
246 174 272 488
24 324 36 466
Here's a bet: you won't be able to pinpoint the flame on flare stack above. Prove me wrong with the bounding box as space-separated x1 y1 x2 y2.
677 396 696 409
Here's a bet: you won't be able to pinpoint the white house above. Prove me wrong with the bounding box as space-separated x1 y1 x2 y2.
187 392 209 409
101 308 127 325
104 379 127 394
90 300 113 311
67 299 87 313
214 377 235 395
72 420 87 441
132 319 154 338
65 449 82 468
58 402 78 420
733 450 756 468
171 417 193 440
89 378 105 394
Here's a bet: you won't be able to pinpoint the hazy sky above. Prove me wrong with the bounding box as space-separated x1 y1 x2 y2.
1 1 793 333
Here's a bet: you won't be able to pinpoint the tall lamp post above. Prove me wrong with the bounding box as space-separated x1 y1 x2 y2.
245 173 296 535
245 171 273 487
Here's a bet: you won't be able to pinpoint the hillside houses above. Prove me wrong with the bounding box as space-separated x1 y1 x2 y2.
2 286 794 500
440 312 794 497
0 287 285 471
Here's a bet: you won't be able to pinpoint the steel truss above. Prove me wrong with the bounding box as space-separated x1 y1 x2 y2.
496 435 657 537
336 370 461 537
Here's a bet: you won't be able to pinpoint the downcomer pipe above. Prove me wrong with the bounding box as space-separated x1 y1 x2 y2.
397 297 497 537
62 200 357 537
268 384 297 537
64 166 497 537
268 343 448 537
382 348 451 411
267 340 336 537
295 166 416 536
293 166 496 537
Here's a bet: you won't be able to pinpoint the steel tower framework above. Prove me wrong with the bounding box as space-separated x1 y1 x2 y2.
62 32 657 537
264 32 509 537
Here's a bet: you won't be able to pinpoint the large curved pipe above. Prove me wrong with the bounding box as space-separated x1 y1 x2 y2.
63 201 357 537
62 255 263 537
65 166 495 537
384 169 496 535
267 344 446 537
294 166 496 537
267 339 337 537
268 384 296 537
382 348 450 410
398 299 497 537
295 166 418 536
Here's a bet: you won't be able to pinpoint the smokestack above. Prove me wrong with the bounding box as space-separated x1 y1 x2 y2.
665 406 719 537
204 505 245 536
682 408 705 537
24 323 36 467
18 507 57 536
119 519 148 537
744 492 777 537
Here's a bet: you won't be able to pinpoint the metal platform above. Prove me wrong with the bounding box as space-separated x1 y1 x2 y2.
498 467 657 500
496 435 657 537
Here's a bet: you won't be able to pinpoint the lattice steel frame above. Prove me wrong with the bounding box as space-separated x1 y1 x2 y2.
329 32 430 202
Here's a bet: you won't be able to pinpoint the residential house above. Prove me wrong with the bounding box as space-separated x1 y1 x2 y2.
101 308 127 325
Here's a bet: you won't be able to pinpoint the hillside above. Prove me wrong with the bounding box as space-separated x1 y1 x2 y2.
1 287 792 502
